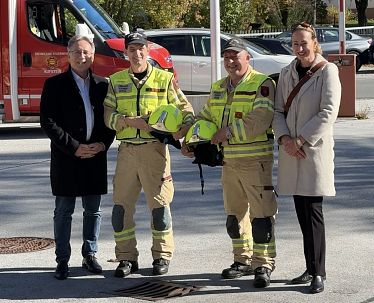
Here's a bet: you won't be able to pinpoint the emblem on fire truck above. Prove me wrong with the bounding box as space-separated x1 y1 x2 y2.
46 56 58 69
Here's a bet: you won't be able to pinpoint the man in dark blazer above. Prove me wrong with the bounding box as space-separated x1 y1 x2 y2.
40 35 115 280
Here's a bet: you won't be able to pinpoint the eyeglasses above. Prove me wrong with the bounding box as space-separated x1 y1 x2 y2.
69 49 93 57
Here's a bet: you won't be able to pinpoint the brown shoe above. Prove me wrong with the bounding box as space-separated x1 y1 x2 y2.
82 255 102 274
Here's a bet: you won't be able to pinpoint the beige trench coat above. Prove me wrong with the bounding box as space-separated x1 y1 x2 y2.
273 54 341 196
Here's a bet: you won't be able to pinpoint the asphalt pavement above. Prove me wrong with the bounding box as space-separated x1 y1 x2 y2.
0 100 373 303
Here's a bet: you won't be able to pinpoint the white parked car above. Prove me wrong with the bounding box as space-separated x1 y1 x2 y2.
143 28 295 94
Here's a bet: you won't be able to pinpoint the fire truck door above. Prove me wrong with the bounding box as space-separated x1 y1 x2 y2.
18 1 71 113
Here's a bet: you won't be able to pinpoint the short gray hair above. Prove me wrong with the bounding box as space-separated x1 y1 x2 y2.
67 35 95 53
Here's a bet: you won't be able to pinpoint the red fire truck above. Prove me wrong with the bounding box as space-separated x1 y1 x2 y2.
0 0 174 122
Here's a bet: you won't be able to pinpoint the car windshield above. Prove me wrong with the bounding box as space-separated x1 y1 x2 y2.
225 33 273 55
72 0 123 38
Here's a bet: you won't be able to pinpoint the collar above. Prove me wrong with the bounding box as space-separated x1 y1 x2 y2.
129 62 152 78
221 65 252 90
71 68 90 83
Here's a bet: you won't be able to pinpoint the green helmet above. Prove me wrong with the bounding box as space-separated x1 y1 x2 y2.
148 104 183 133
185 120 218 146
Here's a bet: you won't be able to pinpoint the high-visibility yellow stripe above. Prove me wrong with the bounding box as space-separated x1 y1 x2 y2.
109 113 121 130
253 98 274 110
231 236 252 248
233 119 246 141
104 94 117 106
152 228 172 240
114 227 136 242
253 242 276 255
114 227 135 236
224 145 273 158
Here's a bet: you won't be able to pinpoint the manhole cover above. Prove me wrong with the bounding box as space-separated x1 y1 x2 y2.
0 237 55 254
114 280 203 301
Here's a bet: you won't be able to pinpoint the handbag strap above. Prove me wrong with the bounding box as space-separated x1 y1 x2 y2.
284 61 327 114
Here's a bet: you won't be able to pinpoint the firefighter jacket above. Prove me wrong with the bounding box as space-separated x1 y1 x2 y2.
104 63 194 143
197 69 275 159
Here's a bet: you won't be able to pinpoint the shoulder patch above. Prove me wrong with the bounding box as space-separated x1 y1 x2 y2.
260 86 269 97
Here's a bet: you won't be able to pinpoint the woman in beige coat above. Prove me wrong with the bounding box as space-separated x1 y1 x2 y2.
273 22 341 294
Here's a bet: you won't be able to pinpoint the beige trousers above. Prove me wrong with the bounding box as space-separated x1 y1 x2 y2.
112 141 174 261
222 157 277 271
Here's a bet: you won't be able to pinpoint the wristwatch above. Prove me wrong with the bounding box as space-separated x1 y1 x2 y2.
295 137 304 148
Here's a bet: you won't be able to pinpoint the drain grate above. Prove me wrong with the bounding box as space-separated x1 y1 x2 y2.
0 237 55 254
114 280 203 301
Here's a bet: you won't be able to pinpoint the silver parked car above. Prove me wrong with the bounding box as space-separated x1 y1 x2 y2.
144 28 295 94
275 27 372 71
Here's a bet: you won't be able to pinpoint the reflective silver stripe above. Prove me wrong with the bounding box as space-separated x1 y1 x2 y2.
233 97 253 102
4 95 29 99
210 102 227 106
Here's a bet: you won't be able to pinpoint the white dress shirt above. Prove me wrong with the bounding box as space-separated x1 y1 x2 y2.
71 70 94 141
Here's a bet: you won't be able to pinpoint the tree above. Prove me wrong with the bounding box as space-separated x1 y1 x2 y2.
355 0 368 26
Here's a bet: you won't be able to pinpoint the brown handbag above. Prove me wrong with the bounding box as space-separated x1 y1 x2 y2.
283 61 327 117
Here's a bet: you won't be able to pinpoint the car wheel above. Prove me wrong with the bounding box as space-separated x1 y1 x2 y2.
347 50 362 72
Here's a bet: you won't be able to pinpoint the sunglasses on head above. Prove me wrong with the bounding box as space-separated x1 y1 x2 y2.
292 21 314 32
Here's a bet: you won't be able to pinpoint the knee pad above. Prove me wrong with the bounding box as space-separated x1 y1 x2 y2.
112 204 124 232
226 215 240 239
152 207 171 231
252 217 272 244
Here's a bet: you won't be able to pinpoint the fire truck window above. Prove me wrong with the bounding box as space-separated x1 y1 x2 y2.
28 6 41 37
64 8 79 39
27 4 63 43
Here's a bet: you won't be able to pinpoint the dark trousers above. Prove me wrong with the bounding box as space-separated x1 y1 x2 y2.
54 195 101 263
293 195 326 277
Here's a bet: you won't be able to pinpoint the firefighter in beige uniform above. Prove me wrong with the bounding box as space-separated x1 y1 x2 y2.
185 38 277 288
104 32 194 278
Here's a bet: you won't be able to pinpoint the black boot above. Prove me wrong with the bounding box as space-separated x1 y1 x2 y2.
221 262 254 279
152 258 170 275
253 266 271 288
114 260 139 278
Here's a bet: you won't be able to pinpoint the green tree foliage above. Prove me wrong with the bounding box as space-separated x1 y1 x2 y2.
355 0 368 26
316 0 328 24
95 0 329 32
